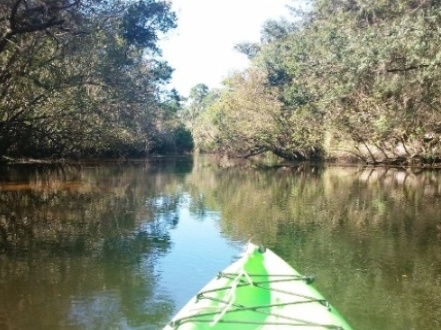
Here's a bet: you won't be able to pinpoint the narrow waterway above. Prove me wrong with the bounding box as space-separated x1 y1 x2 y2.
0 157 440 330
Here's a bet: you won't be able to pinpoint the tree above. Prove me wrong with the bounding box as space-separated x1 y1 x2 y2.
193 0 441 164
120 0 176 53
306 0 441 163
181 83 210 135
0 0 180 159
260 19 294 44
234 42 261 60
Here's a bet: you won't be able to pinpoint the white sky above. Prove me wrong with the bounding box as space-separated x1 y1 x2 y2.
159 0 292 97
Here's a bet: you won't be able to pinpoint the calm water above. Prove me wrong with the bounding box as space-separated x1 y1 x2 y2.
0 157 441 330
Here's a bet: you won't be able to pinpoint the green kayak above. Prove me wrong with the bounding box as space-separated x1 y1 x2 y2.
163 242 354 330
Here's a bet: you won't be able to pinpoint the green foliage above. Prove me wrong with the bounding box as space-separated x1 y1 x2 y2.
308 0 441 163
260 19 294 44
0 0 183 160
234 42 261 60
120 0 177 52
180 83 210 135
172 124 194 153
193 0 441 164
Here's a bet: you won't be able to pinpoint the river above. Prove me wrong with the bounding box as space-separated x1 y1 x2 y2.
0 156 440 330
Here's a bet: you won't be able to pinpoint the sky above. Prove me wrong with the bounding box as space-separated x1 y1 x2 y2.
159 0 292 97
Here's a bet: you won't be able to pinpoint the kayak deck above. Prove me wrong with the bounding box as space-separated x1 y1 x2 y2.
164 243 353 330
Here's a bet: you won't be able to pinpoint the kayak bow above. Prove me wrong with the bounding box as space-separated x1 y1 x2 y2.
163 243 353 330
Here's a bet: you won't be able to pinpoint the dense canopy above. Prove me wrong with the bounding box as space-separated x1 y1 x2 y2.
3 0 441 165
189 0 441 165
0 0 192 160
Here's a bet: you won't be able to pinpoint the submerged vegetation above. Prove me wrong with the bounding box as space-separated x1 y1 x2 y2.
189 0 441 165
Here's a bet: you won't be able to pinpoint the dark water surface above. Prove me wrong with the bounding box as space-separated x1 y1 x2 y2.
0 157 440 330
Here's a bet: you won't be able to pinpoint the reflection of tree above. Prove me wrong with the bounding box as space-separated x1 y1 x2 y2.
0 159 193 329
182 161 441 330
146 194 184 229
2 159 441 330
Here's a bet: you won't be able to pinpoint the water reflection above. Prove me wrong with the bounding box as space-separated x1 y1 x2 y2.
0 160 441 330
0 159 192 330
208 165 441 330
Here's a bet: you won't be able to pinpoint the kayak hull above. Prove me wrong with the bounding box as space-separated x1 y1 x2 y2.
163 243 353 330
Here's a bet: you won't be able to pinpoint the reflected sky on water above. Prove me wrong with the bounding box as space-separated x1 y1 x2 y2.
0 158 441 329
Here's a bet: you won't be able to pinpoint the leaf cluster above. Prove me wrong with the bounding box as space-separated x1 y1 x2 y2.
191 0 441 164
0 0 189 160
